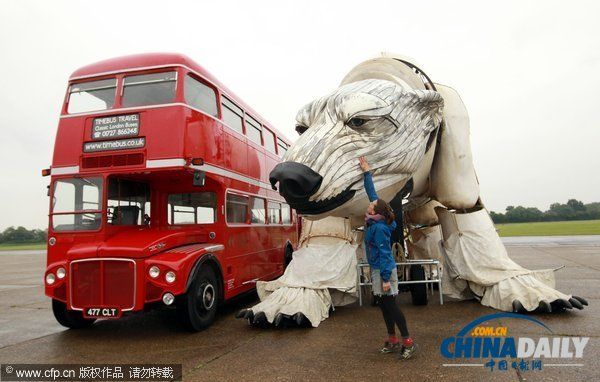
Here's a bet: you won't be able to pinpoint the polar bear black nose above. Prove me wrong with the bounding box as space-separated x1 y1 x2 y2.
269 162 323 202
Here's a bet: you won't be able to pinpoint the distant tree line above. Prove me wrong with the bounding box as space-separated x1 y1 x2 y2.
0 226 47 244
1 200 598 238
490 199 600 224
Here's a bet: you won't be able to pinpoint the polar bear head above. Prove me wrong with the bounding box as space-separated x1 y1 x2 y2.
269 79 443 217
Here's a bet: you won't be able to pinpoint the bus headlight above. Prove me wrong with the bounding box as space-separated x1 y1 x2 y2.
165 271 176 284
46 273 56 285
149 266 160 279
56 267 66 279
162 293 175 306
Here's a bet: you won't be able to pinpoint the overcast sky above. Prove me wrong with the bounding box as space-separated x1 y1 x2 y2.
0 0 599 230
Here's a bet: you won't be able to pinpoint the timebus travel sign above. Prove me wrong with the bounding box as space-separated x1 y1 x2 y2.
83 113 145 153
92 114 140 140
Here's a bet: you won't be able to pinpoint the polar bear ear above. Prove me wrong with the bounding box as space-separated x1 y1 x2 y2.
410 89 444 114
392 89 444 130
415 89 444 109
415 89 444 127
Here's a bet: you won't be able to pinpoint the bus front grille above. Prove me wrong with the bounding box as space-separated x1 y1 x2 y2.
70 259 136 311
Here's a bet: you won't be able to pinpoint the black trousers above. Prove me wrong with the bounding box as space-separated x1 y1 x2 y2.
379 295 409 338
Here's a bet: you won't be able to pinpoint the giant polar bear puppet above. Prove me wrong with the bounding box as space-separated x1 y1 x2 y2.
236 53 587 327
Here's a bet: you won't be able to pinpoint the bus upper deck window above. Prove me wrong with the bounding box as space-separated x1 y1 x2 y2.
184 75 218 117
264 129 276 154
122 71 176 108
221 96 244 135
277 138 288 158
67 79 116 114
245 115 263 146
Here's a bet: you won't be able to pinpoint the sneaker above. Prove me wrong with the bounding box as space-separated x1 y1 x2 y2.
399 343 417 360
380 341 400 354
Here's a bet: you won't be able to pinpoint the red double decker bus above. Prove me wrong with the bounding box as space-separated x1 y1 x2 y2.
43 53 298 331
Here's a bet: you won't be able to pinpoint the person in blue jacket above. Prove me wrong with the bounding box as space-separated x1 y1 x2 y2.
359 156 416 360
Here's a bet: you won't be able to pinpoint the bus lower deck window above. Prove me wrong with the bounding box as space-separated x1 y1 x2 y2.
251 197 266 224
227 193 248 223
107 179 150 226
268 201 281 224
168 192 216 224
281 203 291 224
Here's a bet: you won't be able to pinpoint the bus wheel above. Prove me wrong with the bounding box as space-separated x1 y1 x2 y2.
177 266 219 331
409 265 428 306
284 245 293 269
52 299 95 329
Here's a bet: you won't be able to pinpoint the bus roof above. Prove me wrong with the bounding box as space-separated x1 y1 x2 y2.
69 53 292 143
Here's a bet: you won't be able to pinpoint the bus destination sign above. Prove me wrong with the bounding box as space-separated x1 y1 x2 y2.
92 114 140 140
83 137 146 152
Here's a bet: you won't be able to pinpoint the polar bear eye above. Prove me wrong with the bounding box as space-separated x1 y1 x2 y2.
347 118 366 128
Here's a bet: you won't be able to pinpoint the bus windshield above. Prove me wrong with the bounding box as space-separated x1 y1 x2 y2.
122 71 177 108
52 177 103 231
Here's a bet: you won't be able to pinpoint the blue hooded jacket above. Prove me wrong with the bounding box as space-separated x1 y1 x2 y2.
363 171 397 282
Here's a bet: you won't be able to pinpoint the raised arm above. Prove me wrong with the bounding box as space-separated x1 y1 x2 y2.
359 156 378 202
363 171 379 202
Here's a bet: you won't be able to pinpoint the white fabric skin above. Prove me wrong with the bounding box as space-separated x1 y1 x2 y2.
430 85 480 209
407 225 443 262
252 241 358 327
482 270 569 312
437 208 571 311
255 54 582 322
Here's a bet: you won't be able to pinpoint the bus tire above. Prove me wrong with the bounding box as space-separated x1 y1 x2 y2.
177 265 219 331
52 299 95 329
284 245 293 269
409 265 428 306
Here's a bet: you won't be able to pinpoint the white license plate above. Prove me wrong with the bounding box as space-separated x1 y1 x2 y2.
83 307 122 319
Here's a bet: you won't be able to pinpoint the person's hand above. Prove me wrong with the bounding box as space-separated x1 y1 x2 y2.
382 281 391 292
359 156 370 172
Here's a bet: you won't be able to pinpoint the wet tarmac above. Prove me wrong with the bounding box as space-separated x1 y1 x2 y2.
0 237 598 381
502 235 600 247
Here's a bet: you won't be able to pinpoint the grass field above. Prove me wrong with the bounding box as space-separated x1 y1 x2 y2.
495 219 600 237
0 243 46 251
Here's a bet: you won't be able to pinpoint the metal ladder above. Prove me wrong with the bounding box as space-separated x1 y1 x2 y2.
356 259 443 306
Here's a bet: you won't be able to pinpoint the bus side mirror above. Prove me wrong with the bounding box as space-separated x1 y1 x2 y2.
193 170 205 187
